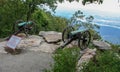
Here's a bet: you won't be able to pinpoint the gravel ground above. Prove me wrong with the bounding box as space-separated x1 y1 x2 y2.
0 51 53 72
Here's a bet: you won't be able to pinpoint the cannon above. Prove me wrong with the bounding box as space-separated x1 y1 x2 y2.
61 26 91 50
13 20 35 36
6 20 35 40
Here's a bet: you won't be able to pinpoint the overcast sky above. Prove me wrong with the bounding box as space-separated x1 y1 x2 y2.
56 0 120 14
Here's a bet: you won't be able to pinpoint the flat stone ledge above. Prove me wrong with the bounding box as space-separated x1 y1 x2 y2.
93 40 111 50
39 31 62 43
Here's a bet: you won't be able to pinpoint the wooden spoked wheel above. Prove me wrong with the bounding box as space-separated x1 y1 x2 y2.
78 31 91 50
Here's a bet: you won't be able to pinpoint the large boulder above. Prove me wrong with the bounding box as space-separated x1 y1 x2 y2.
18 35 44 48
59 41 78 48
28 42 59 53
0 35 44 54
77 48 97 72
93 40 111 50
39 31 62 43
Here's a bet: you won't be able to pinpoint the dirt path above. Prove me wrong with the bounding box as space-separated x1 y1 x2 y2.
0 51 53 72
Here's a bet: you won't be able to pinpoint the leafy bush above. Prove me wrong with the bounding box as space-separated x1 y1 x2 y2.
45 48 80 72
82 50 120 72
32 9 67 34
111 44 120 54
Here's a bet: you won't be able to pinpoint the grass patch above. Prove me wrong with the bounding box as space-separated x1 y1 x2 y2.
45 48 80 72
111 44 120 55
82 46 120 72
45 44 120 72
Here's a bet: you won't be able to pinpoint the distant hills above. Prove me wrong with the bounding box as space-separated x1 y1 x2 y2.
55 9 120 29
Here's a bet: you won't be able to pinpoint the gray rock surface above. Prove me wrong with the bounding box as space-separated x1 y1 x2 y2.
0 35 59 53
0 38 5 42
77 48 97 72
0 51 53 72
93 40 111 50
0 35 54 72
18 35 44 48
39 31 62 43
0 41 7 53
29 42 59 53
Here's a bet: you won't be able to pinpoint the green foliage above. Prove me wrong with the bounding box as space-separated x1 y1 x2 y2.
0 0 103 38
52 0 103 5
46 48 80 72
82 50 120 72
0 0 68 37
32 9 67 33
111 44 120 55
89 29 101 40
82 0 103 5
0 0 29 37
45 45 120 72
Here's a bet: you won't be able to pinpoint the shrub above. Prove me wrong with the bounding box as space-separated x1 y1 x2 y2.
82 50 120 72
45 48 80 72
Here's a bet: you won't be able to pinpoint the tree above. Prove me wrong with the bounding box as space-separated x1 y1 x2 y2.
0 0 29 37
69 10 101 40
32 9 68 32
82 0 103 5
0 0 103 37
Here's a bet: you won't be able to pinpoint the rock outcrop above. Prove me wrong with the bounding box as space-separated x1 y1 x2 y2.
93 40 111 50
39 31 62 43
0 31 63 54
77 48 97 72
18 35 44 48
29 42 59 53
0 31 112 54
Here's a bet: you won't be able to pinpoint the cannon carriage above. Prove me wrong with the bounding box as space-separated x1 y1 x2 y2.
61 25 91 50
